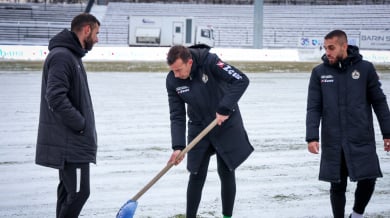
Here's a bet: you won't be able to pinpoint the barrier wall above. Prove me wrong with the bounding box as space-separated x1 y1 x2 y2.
0 45 389 63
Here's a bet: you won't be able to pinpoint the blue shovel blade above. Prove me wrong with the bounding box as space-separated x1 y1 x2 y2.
116 200 138 218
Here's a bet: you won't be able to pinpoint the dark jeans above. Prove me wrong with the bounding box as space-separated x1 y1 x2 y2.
330 153 376 218
57 163 90 218
186 146 236 218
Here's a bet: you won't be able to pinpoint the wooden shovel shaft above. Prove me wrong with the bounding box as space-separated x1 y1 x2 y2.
131 118 218 201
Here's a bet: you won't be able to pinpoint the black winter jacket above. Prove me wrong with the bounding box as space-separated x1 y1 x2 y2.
306 45 390 182
36 29 97 169
166 47 253 173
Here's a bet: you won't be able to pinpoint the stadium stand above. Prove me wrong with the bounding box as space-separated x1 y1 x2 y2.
98 2 390 48
0 3 83 45
0 1 389 48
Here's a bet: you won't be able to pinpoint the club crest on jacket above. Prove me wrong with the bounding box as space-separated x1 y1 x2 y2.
352 70 360 79
202 73 208 83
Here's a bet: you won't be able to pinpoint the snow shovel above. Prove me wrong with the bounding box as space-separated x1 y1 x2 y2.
116 118 218 218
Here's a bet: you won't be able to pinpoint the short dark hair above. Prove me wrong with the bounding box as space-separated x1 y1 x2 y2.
325 29 348 44
71 13 100 33
167 45 192 65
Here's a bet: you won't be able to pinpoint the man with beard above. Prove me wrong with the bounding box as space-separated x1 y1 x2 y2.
306 29 390 218
36 13 100 218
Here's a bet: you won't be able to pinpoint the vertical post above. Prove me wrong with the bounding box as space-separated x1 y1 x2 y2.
85 0 94 12
253 0 263 49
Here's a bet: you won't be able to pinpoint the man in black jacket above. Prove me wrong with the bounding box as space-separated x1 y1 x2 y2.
166 45 253 218
306 30 390 218
36 13 99 218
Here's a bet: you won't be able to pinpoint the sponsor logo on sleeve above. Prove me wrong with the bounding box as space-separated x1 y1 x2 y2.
216 60 242 80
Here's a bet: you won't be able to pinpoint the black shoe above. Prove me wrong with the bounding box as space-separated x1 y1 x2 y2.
349 214 352 218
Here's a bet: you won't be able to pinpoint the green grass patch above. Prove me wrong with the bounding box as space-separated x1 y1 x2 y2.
1 60 390 73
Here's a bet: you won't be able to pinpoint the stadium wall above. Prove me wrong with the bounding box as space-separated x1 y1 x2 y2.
0 45 389 63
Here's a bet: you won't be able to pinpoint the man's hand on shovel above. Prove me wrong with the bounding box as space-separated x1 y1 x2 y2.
216 113 229 126
169 150 184 165
116 119 218 218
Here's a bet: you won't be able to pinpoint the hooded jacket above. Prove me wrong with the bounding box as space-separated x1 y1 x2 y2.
166 46 253 173
36 29 97 169
306 45 390 182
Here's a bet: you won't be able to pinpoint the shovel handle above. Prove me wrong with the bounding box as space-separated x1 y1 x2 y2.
131 118 218 201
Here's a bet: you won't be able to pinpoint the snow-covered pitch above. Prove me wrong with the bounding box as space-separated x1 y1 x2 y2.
1 71 389 218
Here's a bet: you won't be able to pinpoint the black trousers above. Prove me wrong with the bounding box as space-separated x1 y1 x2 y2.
56 163 90 218
330 153 376 218
186 146 236 218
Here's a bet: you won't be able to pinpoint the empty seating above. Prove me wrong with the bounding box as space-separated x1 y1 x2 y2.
0 3 82 45
98 2 390 48
0 2 389 48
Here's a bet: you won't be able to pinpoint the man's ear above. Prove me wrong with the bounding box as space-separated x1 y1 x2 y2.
83 25 91 35
342 42 348 51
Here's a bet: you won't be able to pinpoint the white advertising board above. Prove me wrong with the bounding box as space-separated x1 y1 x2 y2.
0 45 388 63
360 30 390 50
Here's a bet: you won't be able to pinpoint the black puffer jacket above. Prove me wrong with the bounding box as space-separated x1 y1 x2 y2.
36 29 97 169
166 46 253 173
306 45 390 182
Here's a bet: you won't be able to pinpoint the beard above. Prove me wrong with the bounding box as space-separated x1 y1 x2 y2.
84 33 94 51
327 53 344 65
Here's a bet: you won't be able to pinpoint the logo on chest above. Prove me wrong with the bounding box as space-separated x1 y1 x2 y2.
352 70 360 79
176 86 190 94
202 73 208 83
321 75 334 83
